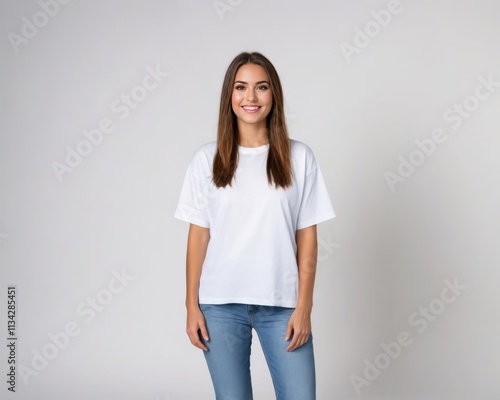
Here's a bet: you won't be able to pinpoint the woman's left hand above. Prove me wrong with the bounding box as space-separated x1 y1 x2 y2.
285 305 312 351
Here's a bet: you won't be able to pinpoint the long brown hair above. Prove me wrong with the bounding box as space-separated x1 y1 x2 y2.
212 51 293 189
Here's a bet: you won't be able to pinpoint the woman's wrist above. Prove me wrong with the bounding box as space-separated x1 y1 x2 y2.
185 299 200 310
295 301 313 311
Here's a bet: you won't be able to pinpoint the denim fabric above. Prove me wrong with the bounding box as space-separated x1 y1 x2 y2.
199 303 316 400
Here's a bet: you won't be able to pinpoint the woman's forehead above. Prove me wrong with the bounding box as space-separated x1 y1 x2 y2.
234 64 269 82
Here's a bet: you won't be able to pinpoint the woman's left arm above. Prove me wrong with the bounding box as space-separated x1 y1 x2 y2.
285 224 318 351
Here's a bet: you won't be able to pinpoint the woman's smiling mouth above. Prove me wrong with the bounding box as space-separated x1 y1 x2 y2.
242 106 261 113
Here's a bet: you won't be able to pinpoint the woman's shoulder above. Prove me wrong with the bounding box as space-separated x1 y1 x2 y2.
290 138 312 152
186 140 217 176
190 140 217 163
193 140 217 157
290 138 317 161
289 138 321 176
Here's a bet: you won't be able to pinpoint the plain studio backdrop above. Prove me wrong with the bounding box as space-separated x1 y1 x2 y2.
1 0 499 399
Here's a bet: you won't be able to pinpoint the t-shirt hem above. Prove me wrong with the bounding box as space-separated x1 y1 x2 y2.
173 211 210 228
296 211 336 230
198 297 297 308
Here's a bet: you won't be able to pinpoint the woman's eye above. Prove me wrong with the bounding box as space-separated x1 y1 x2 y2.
234 85 268 91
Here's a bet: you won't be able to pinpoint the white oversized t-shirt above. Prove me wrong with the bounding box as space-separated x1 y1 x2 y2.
174 138 336 307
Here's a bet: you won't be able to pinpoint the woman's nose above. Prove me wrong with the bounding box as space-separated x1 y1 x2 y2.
246 90 257 102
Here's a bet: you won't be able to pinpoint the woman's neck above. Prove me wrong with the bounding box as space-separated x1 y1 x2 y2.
237 123 269 147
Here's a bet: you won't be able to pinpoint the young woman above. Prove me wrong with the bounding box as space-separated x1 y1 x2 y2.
174 51 336 399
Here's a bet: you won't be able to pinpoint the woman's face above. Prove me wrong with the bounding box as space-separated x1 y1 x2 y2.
231 63 273 130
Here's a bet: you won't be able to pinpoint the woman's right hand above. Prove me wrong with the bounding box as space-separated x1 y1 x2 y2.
186 306 209 351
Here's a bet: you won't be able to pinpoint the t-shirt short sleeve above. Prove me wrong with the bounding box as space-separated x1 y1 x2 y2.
174 162 210 228
296 163 336 230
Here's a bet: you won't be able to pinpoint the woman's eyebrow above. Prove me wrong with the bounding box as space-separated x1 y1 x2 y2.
234 80 270 85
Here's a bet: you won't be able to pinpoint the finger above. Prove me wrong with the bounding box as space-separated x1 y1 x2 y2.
287 341 298 351
199 322 209 341
195 338 208 351
286 332 300 351
187 329 208 351
192 334 209 351
193 338 208 351
285 322 293 341
287 331 309 351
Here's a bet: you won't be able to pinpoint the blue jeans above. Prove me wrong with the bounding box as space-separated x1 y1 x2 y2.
199 303 316 400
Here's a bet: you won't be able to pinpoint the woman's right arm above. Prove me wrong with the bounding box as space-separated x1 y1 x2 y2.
185 223 210 351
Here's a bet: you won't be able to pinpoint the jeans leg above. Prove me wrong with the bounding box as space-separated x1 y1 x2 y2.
199 304 253 400
252 306 316 400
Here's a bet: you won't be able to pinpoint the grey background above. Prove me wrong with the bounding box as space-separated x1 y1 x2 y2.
1 0 499 399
